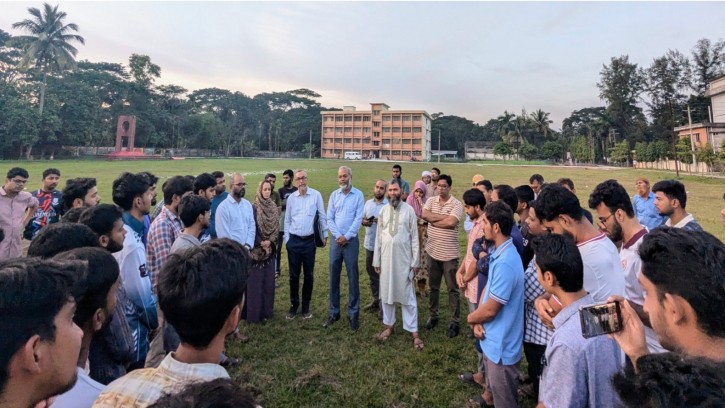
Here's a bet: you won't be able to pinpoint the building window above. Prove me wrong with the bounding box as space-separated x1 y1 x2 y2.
392 115 401 121
403 127 411 132
383 116 391 122
334 138 342 144
363 116 371 121
393 127 401 132
344 127 352 132
694 133 700 142
412 115 421 122
382 139 391 144
335 127 343 133
413 127 422 132
325 116 333 122
383 127 391 133
354 116 362 122
373 110 380 116
413 139 421 145
402 139 411 144
373 121 381 127
324 127 333 133
374 132 380 137
393 150 401 155
353 138 361 144
373 141 380 146
344 138 352 144
344 115 352 121
363 127 371 133
335 116 343 122
402 115 411 121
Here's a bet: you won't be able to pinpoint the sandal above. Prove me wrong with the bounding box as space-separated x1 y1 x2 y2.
459 371 485 387
374 326 394 342
467 390 494 408
413 335 424 350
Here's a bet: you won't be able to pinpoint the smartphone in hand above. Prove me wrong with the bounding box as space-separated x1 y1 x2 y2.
579 302 623 338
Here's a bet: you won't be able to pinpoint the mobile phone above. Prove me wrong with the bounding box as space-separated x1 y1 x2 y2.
579 302 622 338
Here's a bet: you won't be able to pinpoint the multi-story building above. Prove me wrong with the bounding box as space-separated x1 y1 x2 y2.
675 74 725 153
320 103 432 161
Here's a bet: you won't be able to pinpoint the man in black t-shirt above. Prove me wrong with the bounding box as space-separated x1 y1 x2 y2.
277 169 298 281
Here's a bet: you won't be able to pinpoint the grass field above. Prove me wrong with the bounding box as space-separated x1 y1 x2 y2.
5 158 725 407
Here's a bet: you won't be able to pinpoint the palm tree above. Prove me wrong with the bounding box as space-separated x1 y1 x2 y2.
12 3 85 116
530 109 553 140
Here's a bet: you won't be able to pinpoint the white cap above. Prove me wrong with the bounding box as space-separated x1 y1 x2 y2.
422 171 432 177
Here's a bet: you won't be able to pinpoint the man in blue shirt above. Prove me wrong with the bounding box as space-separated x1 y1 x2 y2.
284 170 327 320
390 164 410 202
323 166 365 331
361 179 388 320
208 171 228 239
533 234 622 408
467 201 524 407
633 177 666 230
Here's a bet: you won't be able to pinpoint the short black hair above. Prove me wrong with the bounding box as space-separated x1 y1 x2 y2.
613 353 725 408
0 229 4 243
588 179 635 218
61 178 97 212
158 239 248 349
265 173 276 180
6 167 28 179
193 173 216 195
139 171 159 186
532 234 583 292
462 188 486 209
515 185 535 205
438 174 453 187
479 180 493 191
211 171 225 179
42 168 60 179
28 223 99 258
163 176 194 205
535 184 584 222
652 179 688 209
431 167 441 174
484 200 514 237
178 195 210 228
392 164 402 172
55 247 119 327
529 173 544 184
493 184 519 212
639 227 725 337
557 177 575 191
112 172 152 211
283 169 293 178
0 257 83 392
148 378 256 408
79 204 123 237
60 207 85 223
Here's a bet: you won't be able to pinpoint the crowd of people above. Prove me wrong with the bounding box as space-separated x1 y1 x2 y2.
0 163 724 408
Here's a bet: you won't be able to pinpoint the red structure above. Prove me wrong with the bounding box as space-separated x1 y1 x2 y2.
106 115 160 160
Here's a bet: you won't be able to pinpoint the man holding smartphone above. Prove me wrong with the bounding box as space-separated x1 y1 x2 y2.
361 179 388 319
532 234 622 408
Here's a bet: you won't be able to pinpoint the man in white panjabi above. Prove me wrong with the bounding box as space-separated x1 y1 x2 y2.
373 180 424 350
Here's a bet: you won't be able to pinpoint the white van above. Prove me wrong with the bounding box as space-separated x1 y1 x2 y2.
344 151 362 160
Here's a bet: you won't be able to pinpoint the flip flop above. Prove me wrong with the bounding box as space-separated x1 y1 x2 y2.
467 391 494 408
413 336 424 350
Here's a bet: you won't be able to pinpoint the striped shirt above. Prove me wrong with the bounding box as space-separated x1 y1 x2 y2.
146 206 183 289
423 195 463 261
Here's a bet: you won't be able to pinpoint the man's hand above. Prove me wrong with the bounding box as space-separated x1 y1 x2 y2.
336 236 348 246
535 296 556 330
456 272 466 289
607 295 649 367
374 267 380 274
322 237 327 248
472 324 485 339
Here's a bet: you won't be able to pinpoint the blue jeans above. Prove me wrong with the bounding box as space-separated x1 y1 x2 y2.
328 236 360 318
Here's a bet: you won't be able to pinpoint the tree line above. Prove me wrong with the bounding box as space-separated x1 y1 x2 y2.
1 4 724 164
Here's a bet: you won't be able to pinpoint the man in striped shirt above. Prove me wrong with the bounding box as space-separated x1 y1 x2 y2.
421 174 464 338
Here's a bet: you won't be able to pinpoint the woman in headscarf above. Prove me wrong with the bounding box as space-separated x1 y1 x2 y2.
406 180 430 297
245 180 280 323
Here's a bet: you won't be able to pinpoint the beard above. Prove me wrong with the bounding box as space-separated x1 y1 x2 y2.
609 220 624 242
106 238 124 253
561 229 576 242
339 182 349 190
374 192 384 200
390 196 401 208
657 206 673 217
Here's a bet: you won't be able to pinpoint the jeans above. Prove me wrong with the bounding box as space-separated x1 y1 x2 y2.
427 255 460 324
287 234 317 314
328 236 360 318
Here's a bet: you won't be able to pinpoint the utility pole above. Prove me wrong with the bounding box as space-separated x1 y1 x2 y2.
436 128 441 164
687 105 697 169
309 129 312 159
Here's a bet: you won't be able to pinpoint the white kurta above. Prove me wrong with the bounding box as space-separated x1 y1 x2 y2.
373 202 420 305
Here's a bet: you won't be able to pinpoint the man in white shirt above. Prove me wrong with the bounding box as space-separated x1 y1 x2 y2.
216 173 255 250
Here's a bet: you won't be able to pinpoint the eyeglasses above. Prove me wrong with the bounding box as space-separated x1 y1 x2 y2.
597 214 614 225
10 179 27 185
295 176 307 181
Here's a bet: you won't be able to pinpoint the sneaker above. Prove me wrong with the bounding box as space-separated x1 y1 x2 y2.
286 311 296 320
302 311 313 320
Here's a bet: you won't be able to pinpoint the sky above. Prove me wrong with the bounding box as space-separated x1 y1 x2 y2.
2 1 724 130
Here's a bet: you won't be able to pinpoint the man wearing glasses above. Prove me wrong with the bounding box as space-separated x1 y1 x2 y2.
0 167 38 259
284 170 327 320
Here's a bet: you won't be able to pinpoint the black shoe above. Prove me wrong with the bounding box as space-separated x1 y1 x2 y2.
425 317 438 330
377 308 383 321
448 323 460 338
349 315 360 331
322 314 340 328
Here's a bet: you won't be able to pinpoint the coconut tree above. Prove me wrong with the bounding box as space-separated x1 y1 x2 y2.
530 109 553 140
12 3 85 116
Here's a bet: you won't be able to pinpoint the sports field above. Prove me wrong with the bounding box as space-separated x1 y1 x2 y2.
5 158 725 407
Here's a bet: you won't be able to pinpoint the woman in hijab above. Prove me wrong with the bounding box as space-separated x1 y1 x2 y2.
406 180 430 297
245 180 280 323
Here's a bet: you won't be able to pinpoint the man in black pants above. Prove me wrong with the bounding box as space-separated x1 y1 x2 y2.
277 169 297 284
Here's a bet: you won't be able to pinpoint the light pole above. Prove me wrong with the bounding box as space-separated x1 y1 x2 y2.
436 128 441 163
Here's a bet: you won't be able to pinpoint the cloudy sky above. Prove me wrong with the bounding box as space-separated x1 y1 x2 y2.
2 1 724 129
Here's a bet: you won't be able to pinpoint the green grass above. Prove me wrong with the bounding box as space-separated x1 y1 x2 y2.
4 158 725 407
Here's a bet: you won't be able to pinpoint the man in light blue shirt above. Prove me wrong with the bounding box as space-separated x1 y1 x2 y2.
284 170 327 320
467 201 524 408
216 173 255 249
534 234 622 408
362 179 388 319
323 166 365 331
633 177 666 230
